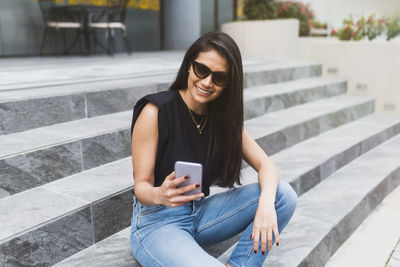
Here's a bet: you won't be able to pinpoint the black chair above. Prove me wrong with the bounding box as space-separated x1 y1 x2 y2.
39 0 84 55
89 0 131 55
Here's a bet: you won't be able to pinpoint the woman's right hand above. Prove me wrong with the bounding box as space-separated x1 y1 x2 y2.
155 171 205 207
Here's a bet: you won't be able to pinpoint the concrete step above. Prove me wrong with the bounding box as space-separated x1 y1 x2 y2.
0 55 306 90
0 111 132 198
53 227 139 267
0 158 134 267
244 77 346 120
324 185 400 267
245 94 374 156
218 134 400 267
215 112 400 197
0 93 373 198
0 61 321 135
207 112 400 256
2 112 397 266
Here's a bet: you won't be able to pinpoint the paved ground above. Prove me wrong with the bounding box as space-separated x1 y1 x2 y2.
325 184 400 267
0 52 184 91
0 52 273 92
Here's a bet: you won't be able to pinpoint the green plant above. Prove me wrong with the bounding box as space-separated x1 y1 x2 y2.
243 0 315 36
332 15 364 41
273 1 315 36
311 20 328 37
312 20 327 29
385 14 400 41
243 0 275 20
331 13 400 41
358 14 385 40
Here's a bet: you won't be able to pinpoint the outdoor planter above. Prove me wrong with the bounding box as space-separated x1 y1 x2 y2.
312 39 400 115
222 19 300 59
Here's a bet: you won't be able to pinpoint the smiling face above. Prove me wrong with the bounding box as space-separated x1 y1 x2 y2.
181 49 229 114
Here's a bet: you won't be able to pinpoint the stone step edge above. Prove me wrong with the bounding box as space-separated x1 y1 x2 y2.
0 184 135 244
0 59 304 91
0 92 369 160
218 135 400 266
1 112 396 266
0 94 375 199
1 76 347 159
233 113 400 197
0 61 322 102
244 77 346 100
52 128 400 267
247 95 374 152
6 112 396 233
244 78 347 120
0 62 322 135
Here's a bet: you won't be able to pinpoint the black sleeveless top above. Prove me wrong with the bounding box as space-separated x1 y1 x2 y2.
131 90 216 196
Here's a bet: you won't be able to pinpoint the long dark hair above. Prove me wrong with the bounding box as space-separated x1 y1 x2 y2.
169 31 244 188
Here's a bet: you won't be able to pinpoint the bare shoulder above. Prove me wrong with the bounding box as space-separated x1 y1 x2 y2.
140 102 158 119
132 102 159 136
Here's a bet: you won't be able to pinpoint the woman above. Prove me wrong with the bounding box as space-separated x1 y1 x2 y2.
130 31 297 267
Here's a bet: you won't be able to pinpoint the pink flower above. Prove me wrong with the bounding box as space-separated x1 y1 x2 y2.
300 7 305 13
345 26 350 31
287 2 292 7
331 29 336 35
308 19 312 27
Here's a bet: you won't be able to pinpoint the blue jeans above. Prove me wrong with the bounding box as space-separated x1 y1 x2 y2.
130 181 297 267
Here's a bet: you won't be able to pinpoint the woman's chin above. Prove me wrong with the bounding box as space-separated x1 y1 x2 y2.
192 86 216 103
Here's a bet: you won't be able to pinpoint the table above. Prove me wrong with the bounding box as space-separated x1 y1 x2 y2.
51 5 104 55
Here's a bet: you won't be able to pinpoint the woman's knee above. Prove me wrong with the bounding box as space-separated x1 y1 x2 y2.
241 183 262 206
276 181 297 215
243 181 297 210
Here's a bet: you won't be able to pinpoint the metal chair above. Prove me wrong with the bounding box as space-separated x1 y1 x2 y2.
89 0 131 55
38 0 83 55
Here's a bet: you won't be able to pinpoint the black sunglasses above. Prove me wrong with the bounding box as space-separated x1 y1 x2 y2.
191 61 229 87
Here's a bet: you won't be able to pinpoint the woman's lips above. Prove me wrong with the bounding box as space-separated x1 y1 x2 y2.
196 85 212 96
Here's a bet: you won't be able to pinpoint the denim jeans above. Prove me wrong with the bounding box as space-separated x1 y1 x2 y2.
130 181 297 267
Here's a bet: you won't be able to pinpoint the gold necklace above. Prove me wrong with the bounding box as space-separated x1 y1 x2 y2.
187 106 208 134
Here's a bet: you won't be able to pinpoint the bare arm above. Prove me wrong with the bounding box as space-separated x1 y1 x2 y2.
131 102 159 206
242 127 279 204
131 102 204 207
242 127 280 253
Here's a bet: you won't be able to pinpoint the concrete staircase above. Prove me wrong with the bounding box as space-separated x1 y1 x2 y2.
1 57 399 267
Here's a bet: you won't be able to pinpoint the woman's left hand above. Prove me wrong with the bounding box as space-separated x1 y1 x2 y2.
251 199 279 254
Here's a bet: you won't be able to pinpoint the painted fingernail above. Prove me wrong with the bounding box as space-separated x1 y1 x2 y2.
250 235 253 240
277 242 279 246
262 251 265 255
254 250 257 254
184 175 189 179
195 184 200 188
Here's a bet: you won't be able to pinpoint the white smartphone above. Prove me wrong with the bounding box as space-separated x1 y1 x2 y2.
174 161 203 196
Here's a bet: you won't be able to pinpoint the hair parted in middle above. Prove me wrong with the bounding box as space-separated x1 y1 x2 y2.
169 31 244 188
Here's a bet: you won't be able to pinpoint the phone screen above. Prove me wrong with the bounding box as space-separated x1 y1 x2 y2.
174 161 203 195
